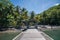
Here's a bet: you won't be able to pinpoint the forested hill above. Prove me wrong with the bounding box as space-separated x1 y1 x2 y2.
38 4 60 25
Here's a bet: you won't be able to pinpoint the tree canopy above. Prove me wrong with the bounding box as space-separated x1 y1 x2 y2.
0 0 60 30
38 4 60 25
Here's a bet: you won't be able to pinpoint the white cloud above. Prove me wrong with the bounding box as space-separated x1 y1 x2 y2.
55 3 60 6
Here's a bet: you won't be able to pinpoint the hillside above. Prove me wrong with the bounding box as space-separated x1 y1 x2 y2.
38 4 60 25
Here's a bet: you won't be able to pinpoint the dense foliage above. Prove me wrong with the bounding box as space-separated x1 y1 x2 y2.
0 0 35 30
0 0 60 30
38 4 60 25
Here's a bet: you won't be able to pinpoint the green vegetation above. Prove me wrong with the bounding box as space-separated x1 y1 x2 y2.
0 32 20 40
0 0 60 30
0 0 36 29
0 0 60 40
44 30 60 40
38 4 60 25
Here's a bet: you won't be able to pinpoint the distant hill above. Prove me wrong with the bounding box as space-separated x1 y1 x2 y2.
38 4 60 25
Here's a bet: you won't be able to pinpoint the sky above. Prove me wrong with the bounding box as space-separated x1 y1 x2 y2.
10 0 60 14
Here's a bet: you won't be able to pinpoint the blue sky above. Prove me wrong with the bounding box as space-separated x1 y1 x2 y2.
10 0 60 14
